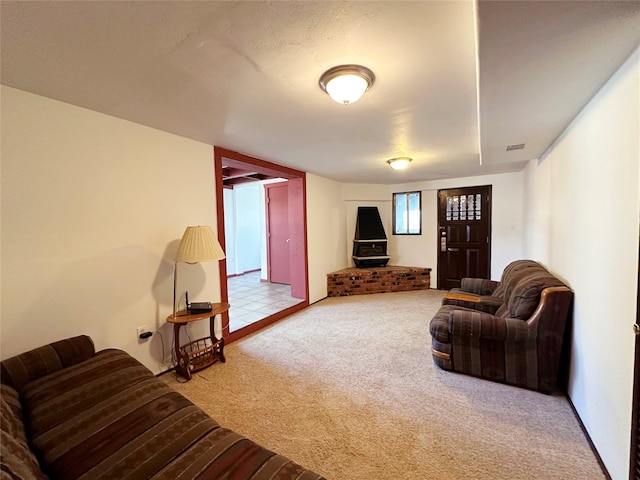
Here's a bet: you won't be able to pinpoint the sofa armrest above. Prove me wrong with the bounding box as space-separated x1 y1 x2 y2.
459 278 500 296
0 335 95 393
449 309 531 342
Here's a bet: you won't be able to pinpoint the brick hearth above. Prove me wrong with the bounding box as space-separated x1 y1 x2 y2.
327 266 432 297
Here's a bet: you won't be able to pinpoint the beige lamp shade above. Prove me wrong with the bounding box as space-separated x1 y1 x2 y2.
174 226 225 263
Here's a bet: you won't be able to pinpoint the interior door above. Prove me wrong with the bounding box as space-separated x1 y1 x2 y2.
266 182 290 285
437 185 491 290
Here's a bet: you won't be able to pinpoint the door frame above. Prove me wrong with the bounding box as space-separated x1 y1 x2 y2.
214 147 309 344
629 235 640 479
436 185 492 289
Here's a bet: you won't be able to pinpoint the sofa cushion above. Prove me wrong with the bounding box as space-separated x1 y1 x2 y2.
0 384 25 439
491 260 541 300
22 348 187 479
503 270 565 319
1 335 95 393
0 385 47 480
458 278 500 296
20 348 324 480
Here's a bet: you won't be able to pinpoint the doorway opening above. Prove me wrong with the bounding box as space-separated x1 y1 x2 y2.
214 147 309 343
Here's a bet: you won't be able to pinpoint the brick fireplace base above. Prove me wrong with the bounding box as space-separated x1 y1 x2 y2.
327 266 432 297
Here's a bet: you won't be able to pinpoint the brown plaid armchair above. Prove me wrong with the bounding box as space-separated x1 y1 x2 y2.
430 260 573 393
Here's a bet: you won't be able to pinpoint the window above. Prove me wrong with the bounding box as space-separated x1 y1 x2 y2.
393 191 421 235
445 193 482 221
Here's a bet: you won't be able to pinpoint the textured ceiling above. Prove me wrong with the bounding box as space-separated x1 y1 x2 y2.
1 1 638 184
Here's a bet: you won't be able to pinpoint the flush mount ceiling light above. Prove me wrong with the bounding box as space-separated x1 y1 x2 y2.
387 157 412 170
319 64 375 105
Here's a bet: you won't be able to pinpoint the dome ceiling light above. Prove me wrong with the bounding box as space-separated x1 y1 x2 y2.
387 157 412 170
319 64 375 105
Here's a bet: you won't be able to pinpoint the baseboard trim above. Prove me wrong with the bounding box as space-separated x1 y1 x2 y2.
566 395 612 479
227 268 261 279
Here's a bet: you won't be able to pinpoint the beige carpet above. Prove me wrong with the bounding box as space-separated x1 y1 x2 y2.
162 289 605 480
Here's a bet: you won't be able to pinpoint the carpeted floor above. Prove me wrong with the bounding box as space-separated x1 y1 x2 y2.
162 289 605 480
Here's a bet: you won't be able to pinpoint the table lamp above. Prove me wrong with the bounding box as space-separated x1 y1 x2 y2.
173 225 225 318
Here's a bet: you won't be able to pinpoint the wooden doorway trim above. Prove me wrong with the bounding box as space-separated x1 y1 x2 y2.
213 147 309 344
287 177 307 299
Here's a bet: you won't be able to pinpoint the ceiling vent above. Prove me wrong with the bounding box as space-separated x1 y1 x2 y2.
506 144 525 151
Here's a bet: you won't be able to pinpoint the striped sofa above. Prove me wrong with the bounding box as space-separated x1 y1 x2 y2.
429 260 573 393
0 336 325 480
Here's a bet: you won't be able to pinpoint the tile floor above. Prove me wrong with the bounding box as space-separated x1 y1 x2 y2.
227 271 303 332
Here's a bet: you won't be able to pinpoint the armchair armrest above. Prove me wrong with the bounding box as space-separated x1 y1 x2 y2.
459 278 500 296
449 309 531 341
0 335 95 393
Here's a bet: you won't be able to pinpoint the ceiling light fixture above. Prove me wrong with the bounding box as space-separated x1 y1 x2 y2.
387 157 412 170
319 64 375 105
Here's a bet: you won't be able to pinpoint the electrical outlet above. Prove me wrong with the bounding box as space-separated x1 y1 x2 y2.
136 326 148 339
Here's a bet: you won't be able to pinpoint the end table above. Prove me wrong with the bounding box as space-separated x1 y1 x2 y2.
166 302 229 381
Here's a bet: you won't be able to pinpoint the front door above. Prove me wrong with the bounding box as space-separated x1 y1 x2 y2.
265 182 290 285
437 185 492 290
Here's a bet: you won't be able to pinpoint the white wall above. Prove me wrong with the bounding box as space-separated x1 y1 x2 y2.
524 49 639 480
6 66 637 476
0 86 220 374
306 172 526 301
523 157 551 261
235 183 262 273
306 174 347 303
303 172 524 297
224 183 262 276
391 172 524 284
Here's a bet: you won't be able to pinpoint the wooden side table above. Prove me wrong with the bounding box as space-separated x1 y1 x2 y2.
166 302 229 381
